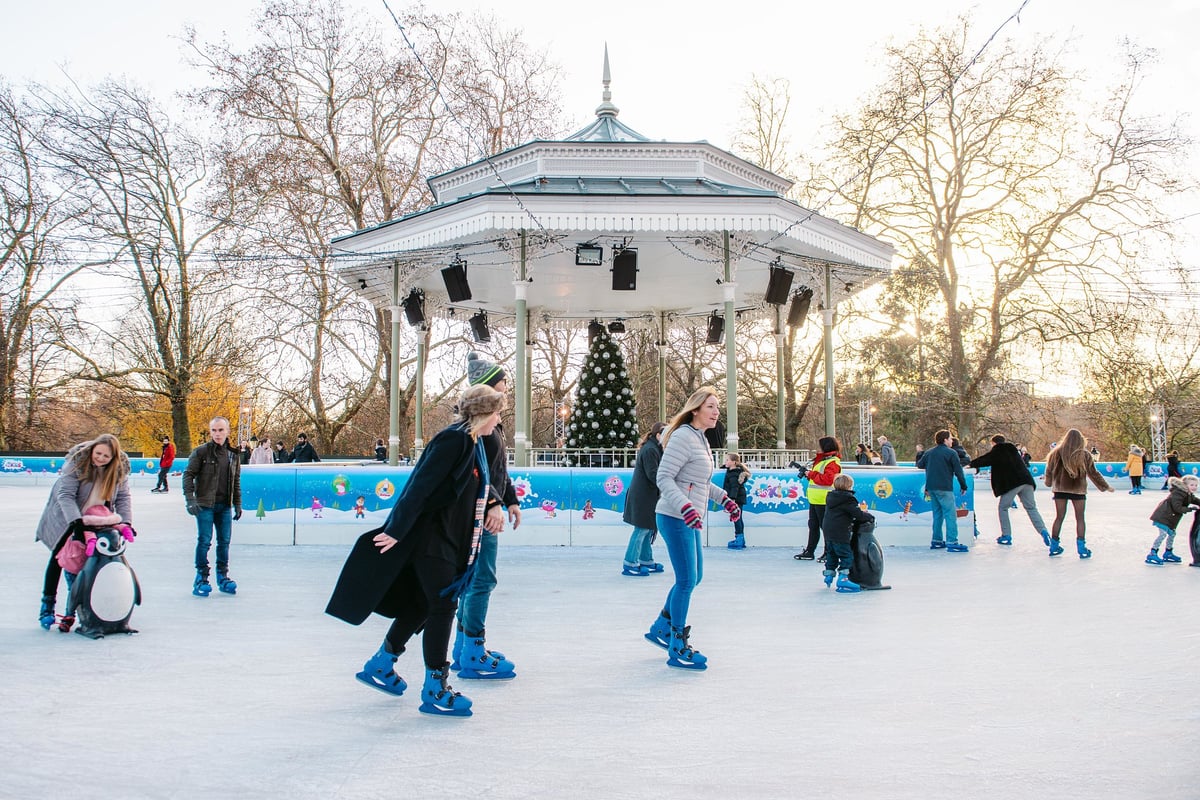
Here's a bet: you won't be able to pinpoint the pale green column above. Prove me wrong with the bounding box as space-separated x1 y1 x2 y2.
776 306 787 448
658 313 667 422
414 332 426 456
514 232 529 467
722 231 738 450
823 262 836 435
388 260 402 466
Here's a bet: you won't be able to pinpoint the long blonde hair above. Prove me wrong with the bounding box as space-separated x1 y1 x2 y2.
726 451 752 478
64 434 129 502
663 386 718 447
456 384 507 439
1047 428 1091 479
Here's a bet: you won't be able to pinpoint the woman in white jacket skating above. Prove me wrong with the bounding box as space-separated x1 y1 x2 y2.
643 387 741 670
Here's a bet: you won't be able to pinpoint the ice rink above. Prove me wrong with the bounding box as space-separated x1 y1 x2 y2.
2 482 1197 800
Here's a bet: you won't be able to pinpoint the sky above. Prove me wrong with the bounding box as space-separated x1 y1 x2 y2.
2 0 1198 396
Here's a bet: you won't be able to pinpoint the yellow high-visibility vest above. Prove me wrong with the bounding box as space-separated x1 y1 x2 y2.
805 456 839 505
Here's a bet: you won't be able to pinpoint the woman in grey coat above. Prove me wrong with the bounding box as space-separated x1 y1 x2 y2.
643 387 741 670
621 422 666 576
35 434 132 630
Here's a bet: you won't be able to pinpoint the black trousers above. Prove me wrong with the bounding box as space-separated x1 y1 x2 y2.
805 504 826 553
384 553 461 670
155 466 170 490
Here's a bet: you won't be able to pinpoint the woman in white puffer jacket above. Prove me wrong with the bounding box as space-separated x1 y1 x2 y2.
643 386 741 670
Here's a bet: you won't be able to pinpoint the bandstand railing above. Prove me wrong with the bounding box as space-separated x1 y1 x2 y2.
523 448 813 469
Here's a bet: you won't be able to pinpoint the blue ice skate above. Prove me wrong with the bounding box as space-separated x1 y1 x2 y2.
39 595 55 631
666 625 707 671
1077 539 1092 559
1162 549 1182 563
622 564 650 576
1048 538 1064 557
644 611 672 650
192 572 212 597
217 573 237 594
419 664 473 717
355 644 407 696
835 571 861 593
996 534 1012 545
822 568 835 588
1145 549 1164 566
457 632 515 680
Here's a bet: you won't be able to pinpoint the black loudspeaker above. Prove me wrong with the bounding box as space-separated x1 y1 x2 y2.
787 287 813 328
706 313 725 344
612 249 637 291
441 262 471 302
469 312 490 342
764 265 794 305
402 289 426 326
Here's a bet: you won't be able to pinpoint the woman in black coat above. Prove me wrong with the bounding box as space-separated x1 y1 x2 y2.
326 384 505 717
621 422 666 575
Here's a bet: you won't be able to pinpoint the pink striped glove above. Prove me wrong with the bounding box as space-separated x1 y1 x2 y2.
84 533 97 557
681 503 703 529
118 524 135 542
722 497 741 522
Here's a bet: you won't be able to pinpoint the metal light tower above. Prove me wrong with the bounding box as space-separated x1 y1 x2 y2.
858 399 875 448
554 399 569 447
238 396 255 446
1149 404 1167 463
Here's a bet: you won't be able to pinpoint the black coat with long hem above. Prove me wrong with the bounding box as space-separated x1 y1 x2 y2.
325 422 481 625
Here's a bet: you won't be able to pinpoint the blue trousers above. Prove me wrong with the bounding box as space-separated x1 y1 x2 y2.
456 531 498 636
195 503 232 575
656 513 703 628
929 490 959 544
623 527 655 567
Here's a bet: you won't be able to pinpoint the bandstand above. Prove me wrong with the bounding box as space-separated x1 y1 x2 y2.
332 53 894 467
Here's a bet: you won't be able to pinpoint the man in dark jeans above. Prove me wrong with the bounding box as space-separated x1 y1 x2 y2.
291 432 321 463
183 417 242 596
916 429 969 552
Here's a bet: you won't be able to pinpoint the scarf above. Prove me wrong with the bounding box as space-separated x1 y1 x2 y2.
441 434 490 599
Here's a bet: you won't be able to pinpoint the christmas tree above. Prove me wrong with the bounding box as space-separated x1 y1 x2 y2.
566 326 637 465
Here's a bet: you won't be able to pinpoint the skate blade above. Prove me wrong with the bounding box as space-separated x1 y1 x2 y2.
456 669 516 681
355 672 407 696
418 702 473 717
858 584 892 590
644 633 670 650
666 658 707 671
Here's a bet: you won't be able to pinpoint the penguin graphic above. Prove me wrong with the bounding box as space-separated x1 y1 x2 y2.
66 524 142 639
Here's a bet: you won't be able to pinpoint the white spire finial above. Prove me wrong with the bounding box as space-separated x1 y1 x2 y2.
595 43 619 117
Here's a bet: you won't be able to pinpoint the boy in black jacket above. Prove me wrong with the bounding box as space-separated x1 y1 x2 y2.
821 474 875 593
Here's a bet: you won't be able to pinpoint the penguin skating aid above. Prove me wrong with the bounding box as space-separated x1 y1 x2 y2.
66 527 142 639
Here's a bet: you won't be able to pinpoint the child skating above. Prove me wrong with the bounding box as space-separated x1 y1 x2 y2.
820 474 875 593
1145 475 1200 565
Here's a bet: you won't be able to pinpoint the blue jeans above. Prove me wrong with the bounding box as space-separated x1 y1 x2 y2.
457 531 498 636
656 513 703 628
195 504 232 575
929 490 959 544
623 527 655 567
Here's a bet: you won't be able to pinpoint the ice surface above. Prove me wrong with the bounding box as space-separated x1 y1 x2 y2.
2 483 1197 799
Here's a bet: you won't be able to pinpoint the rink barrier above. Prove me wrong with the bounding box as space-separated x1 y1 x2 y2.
7 456 1187 547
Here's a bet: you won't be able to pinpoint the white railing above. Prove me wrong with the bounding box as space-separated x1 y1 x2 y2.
523 447 813 469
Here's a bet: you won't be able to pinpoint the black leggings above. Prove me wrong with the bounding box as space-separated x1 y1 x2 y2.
42 533 68 598
384 554 461 670
1131 475 1143 489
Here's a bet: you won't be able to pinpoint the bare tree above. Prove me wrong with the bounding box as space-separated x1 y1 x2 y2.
187 0 563 453
30 79 245 450
814 19 1189 442
0 83 105 448
731 75 794 179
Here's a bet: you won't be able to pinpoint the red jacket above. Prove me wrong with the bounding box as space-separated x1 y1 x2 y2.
806 450 841 487
160 442 176 469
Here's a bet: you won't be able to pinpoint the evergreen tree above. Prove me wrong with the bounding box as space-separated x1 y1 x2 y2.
566 327 637 464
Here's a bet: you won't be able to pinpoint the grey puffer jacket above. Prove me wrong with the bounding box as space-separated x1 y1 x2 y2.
35 448 132 550
655 424 726 521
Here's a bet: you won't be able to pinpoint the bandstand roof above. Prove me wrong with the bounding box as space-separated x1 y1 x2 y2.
332 55 894 329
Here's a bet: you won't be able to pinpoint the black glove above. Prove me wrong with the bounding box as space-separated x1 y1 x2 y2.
186 501 199 516
233 507 243 521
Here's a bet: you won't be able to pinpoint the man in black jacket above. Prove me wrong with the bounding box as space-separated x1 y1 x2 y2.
183 417 243 597
968 434 1051 548
451 352 521 681
291 432 321 463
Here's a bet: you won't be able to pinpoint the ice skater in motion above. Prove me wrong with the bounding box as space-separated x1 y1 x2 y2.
326 384 505 717
1144 475 1200 565
643 387 740 670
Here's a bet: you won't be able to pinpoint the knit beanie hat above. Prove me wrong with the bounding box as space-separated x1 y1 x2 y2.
467 351 506 387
